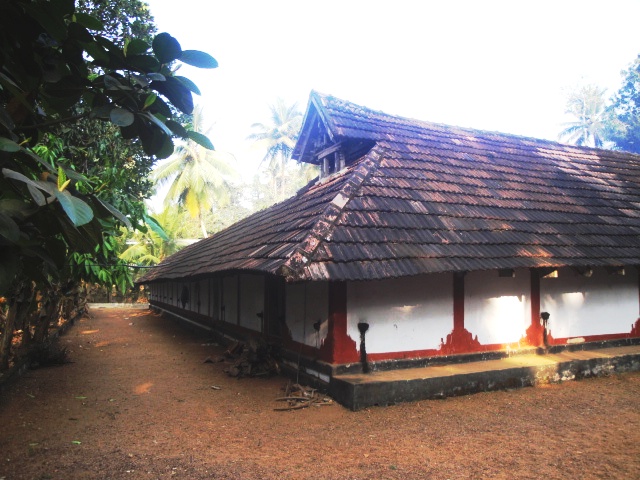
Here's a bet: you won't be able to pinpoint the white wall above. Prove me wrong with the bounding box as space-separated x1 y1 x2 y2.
239 274 264 332
347 273 453 353
465 269 530 345
285 282 329 347
541 267 638 338
222 275 238 324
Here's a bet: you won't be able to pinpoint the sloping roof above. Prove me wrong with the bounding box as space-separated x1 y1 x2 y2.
139 92 640 284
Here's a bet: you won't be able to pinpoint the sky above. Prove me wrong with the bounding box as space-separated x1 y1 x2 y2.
145 0 640 170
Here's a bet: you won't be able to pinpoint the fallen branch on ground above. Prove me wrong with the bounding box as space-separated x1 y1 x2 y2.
274 382 333 411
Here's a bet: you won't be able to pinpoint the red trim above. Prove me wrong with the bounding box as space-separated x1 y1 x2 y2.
440 327 482 354
637 266 640 315
547 331 639 345
525 269 544 346
631 318 640 337
436 272 482 354
453 272 465 331
152 298 640 368
318 281 358 364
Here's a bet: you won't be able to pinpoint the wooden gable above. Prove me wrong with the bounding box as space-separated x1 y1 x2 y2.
293 91 375 179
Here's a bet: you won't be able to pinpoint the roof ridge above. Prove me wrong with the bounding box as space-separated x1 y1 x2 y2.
313 91 640 159
277 144 385 281
310 90 339 139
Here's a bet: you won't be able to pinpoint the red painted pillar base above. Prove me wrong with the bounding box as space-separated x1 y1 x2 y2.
631 319 640 337
440 327 482 355
319 281 358 364
525 268 545 347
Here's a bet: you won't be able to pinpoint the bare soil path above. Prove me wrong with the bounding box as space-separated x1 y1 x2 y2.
0 307 639 480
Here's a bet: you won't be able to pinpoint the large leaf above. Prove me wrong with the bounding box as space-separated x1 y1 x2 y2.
139 122 170 157
83 39 109 63
144 215 169 241
110 108 135 126
44 75 85 99
175 76 201 95
27 185 48 207
126 39 150 56
103 74 127 90
22 2 67 42
0 199 35 220
74 12 104 31
143 93 157 110
187 131 214 150
145 112 174 137
146 95 172 118
166 120 188 138
155 134 174 159
56 215 101 254
0 249 20 294
180 50 218 69
93 197 132 229
68 22 93 42
0 212 20 243
60 167 90 184
2 168 55 205
152 33 182 64
0 137 20 152
151 76 193 114
23 149 56 173
0 106 16 132
126 55 160 74
53 190 94 226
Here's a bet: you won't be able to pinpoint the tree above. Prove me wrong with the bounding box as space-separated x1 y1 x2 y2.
151 106 238 238
0 0 217 370
76 0 156 44
118 210 180 267
248 98 304 200
559 84 609 148
606 56 640 154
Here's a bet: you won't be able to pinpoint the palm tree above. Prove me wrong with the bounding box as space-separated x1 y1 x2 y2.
118 208 183 267
247 98 303 200
559 84 609 148
151 106 237 238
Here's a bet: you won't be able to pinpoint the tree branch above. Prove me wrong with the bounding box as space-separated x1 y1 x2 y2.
15 112 91 132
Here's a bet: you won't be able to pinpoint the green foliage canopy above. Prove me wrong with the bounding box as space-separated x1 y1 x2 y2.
0 0 217 296
606 56 640 154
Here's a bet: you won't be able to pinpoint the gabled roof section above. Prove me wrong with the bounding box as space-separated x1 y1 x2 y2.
292 91 376 167
140 93 640 284
138 146 383 284
278 145 383 281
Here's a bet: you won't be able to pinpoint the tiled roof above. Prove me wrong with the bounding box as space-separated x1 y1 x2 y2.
139 92 640 283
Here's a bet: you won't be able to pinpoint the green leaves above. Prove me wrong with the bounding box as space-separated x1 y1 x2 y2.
152 76 194 114
74 12 104 31
188 131 215 150
54 190 93 226
152 33 182 64
125 39 150 56
109 108 135 127
175 76 201 96
143 93 157 110
144 215 169 241
180 50 218 69
0 4 218 303
2 168 93 226
0 212 20 243
0 137 20 152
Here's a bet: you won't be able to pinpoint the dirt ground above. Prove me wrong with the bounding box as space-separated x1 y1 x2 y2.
0 307 639 480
